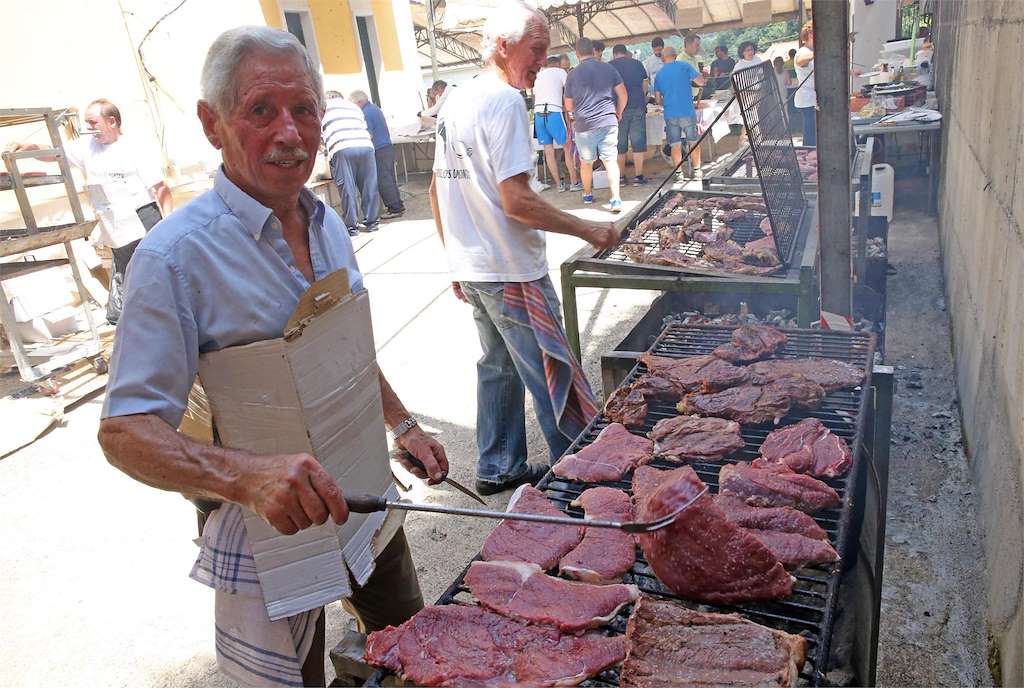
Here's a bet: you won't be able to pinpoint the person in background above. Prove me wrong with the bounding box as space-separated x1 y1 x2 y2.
644 37 665 92
556 53 580 185
784 48 797 77
350 90 405 220
680 33 704 101
564 36 627 211
533 55 579 192
734 41 763 72
709 44 736 89
419 80 451 128
785 47 799 123
559 53 572 71
609 43 649 185
654 45 706 178
592 40 606 61
429 2 616 495
794 21 817 146
6 99 173 324
323 91 379 235
773 56 793 99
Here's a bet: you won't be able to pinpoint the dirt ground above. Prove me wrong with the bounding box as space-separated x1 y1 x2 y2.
0 162 995 686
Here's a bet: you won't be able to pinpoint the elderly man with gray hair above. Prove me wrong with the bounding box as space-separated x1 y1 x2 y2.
96 26 449 687
430 1 617 496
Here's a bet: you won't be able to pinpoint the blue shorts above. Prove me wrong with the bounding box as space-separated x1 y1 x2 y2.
535 111 567 146
617 109 648 154
665 116 697 145
574 125 618 163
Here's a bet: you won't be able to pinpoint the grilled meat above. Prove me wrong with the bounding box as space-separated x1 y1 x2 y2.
465 561 639 633
639 353 749 392
692 226 734 243
481 485 584 569
746 357 865 392
753 417 853 478
632 465 793 604
552 422 654 483
621 596 807 688
648 414 744 463
746 530 840 569
678 375 825 425
714 495 828 541
719 462 841 513
604 386 648 428
364 604 627 686
560 487 637 584
713 324 788 363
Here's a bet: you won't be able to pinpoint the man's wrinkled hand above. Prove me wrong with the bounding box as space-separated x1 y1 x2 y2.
238 452 349 535
452 281 468 303
395 426 450 485
583 222 620 250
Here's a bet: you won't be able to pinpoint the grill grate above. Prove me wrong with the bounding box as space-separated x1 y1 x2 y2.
368 325 875 688
596 190 779 277
731 63 807 268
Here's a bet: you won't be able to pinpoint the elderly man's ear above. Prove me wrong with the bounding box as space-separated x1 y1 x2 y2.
197 100 223 150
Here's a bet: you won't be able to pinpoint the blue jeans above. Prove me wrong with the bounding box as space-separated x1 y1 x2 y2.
460 277 574 484
799 106 817 147
665 116 697 145
330 148 380 230
617 109 647 154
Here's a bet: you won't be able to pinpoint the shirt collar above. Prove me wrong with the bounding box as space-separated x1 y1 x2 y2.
214 167 326 240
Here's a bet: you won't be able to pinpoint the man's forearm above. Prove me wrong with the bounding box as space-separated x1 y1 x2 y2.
379 370 412 429
502 177 587 240
428 174 445 246
98 414 249 503
153 183 173 218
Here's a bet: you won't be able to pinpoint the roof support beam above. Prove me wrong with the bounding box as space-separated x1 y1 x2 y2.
414 24 483 66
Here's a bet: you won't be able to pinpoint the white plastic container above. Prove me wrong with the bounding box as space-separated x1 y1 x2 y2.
854 163 895 221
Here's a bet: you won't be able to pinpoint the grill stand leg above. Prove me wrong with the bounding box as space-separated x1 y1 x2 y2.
561 262 582 360
0 276 37 381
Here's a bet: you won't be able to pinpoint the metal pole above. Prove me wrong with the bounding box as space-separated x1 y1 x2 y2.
426 0 440 84
812 0 853 323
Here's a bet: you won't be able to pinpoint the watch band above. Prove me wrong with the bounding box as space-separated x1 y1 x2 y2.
389 416 418 441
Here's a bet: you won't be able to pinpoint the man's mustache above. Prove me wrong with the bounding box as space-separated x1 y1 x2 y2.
263 148 310 162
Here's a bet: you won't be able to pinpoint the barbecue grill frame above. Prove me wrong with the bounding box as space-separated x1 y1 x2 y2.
703 144 826 193
365 325 880 688
560 188 819 358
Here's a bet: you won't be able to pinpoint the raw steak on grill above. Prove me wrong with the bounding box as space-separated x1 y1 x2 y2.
481 485 584 569
603 386 648 428
747 357 865 392
714 495 828 541
719 462 841 513
560 487 636 584
753 417 853 477
713 324 788 363
552 423 654 482
639 353 749 392
678 375 825 425
648 414 744 463
632 465 793 604
364 604 627 686
465 561 640 632
620 596 807 688
745 530 839 569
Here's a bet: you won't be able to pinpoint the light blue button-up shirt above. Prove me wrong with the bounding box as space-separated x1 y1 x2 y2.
102 169 363 427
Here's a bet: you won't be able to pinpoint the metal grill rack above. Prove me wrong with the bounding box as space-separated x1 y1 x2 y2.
731 63 808 267
704 144 827 194
366 324 876 688
560 189 818 357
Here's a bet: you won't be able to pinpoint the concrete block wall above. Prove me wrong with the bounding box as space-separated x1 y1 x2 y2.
932 1 1024 684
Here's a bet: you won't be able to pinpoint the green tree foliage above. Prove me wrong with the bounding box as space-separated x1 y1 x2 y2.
626 19 800 65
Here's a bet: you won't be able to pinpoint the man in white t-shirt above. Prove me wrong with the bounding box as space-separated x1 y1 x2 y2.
7 98 171 323
643 37 665 93
532 55 579 192
429 1 618 496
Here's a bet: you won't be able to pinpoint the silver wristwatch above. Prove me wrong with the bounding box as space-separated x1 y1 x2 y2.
389 416 419 441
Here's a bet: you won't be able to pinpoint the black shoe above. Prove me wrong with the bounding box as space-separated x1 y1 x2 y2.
363 222 380 233
475 463 548 497
347 227 359 237
381 209 404 220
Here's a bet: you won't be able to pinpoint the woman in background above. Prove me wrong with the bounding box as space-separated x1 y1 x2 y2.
733 41 763 72
794 21 817 146
773 56 793 97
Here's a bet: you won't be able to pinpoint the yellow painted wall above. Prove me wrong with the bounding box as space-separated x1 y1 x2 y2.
309 0 362 75
259 0 283 27
371 0 403 71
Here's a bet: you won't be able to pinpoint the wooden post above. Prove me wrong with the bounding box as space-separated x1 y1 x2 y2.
812 0 853 325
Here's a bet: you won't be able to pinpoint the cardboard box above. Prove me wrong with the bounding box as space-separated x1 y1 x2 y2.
196 270 395 621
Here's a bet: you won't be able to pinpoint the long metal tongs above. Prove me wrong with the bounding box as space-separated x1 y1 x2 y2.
345 486 708 534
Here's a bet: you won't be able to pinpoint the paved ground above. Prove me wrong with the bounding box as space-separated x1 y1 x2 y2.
0 166 994 686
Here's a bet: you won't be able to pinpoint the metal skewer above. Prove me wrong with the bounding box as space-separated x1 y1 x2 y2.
345 486 708 534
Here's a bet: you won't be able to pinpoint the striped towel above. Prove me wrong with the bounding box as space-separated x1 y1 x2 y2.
502 279 599 439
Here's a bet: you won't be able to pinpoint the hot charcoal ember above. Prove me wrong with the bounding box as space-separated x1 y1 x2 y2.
632 465 793 604
552 423 654 482
648 415 744 463
364 604 627 686
746 357 865 392
753 417 853 478
714 495 828 541
639 353 749 393
719 462 841 514
713 324 788 364
560 487 637 584
620 596 807 688
678 375 825 425
464 561 640 633
481 486 584 569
